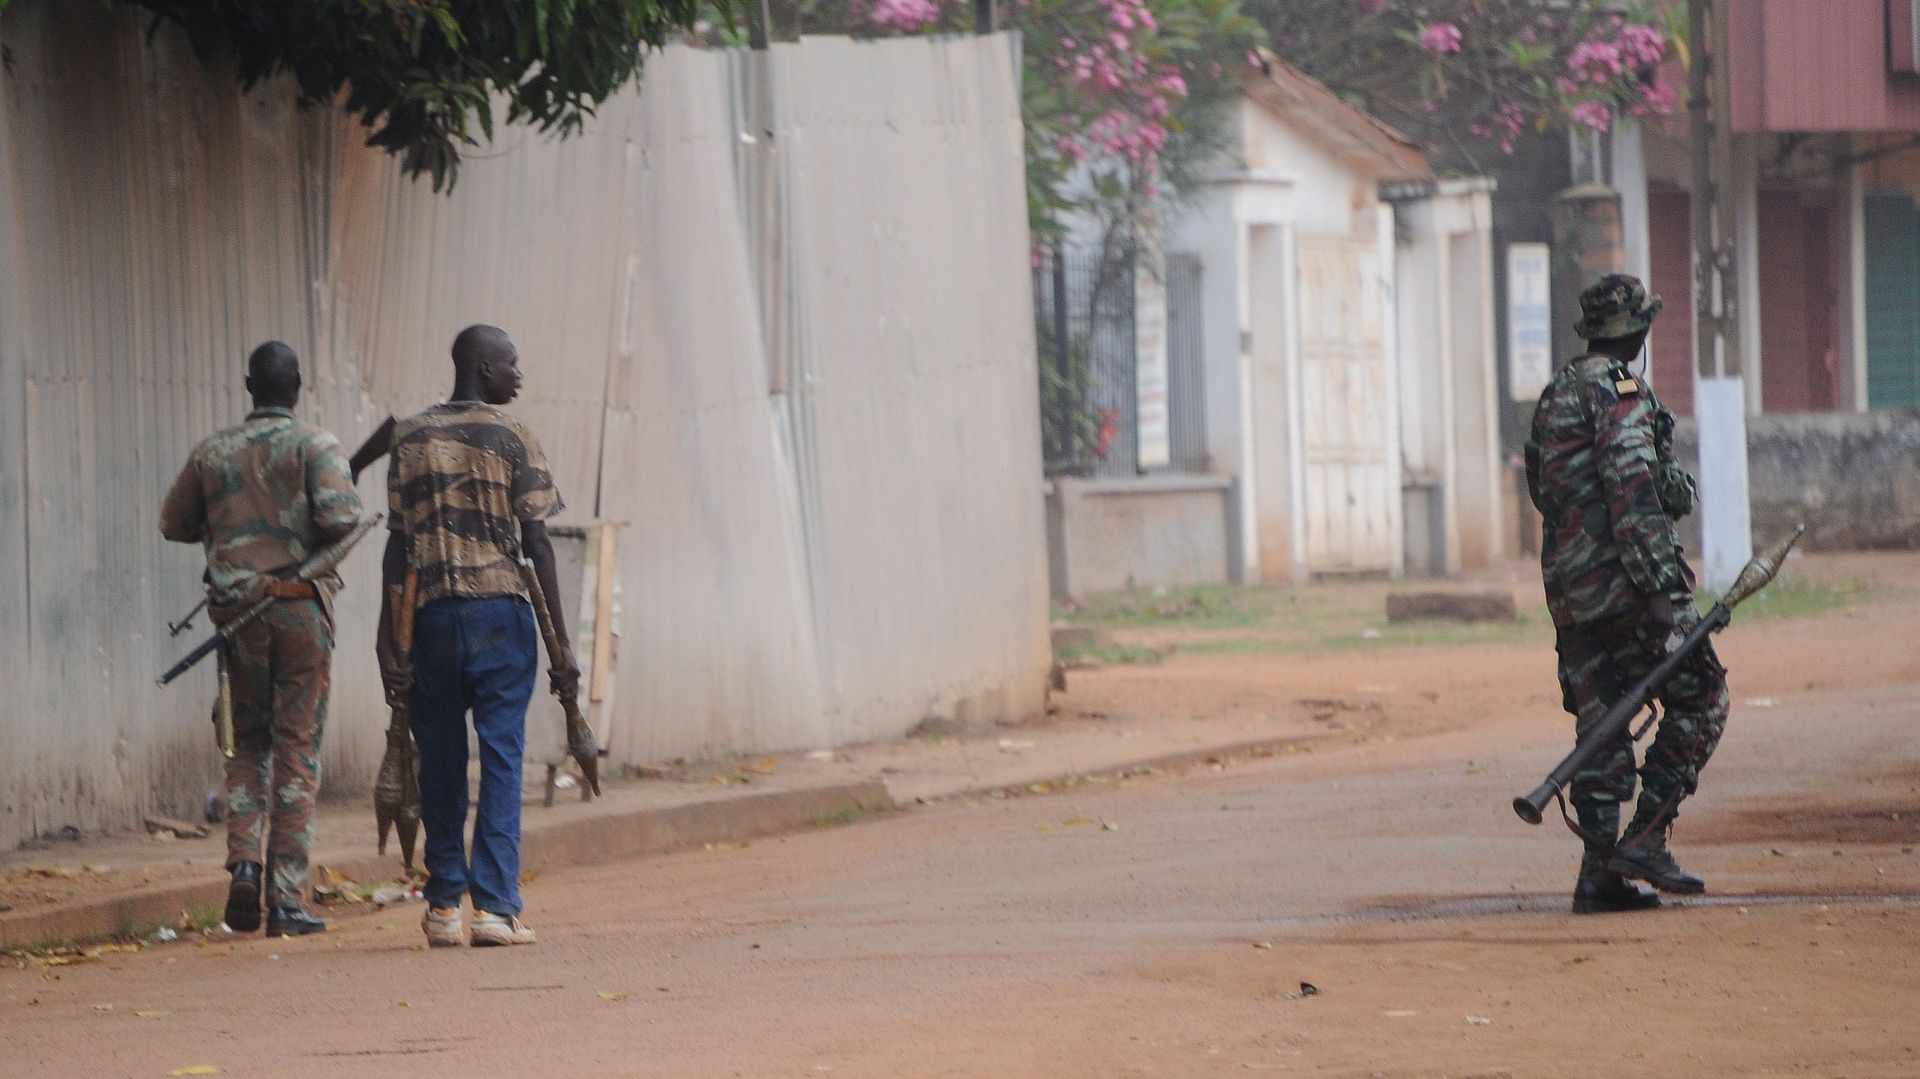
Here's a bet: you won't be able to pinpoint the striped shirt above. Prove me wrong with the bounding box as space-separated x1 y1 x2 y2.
386 402 563 605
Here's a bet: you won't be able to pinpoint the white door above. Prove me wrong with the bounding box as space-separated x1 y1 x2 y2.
1296 235 1396 573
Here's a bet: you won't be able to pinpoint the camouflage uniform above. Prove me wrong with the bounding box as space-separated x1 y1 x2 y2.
160 406 362 908
1525 275 1730 893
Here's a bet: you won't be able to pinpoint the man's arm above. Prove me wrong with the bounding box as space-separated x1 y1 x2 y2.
307 435 364 543
374 531 411 704
158 457 205 544
1590 382 1683 601
349 416 396 483
521 519 579 699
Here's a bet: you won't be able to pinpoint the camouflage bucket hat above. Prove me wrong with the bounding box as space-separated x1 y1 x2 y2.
1573 273 1663 340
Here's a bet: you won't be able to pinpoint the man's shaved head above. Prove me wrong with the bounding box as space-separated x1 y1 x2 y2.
450 324 523 406
246 340 301 407
452 324 515 373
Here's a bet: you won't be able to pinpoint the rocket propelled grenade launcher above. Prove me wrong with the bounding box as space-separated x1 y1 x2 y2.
157 515 383 688
518 557 604 798
1511 524 1805 826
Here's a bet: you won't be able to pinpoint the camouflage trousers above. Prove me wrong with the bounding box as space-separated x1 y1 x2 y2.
1555 610 1730 821
223 598 333 908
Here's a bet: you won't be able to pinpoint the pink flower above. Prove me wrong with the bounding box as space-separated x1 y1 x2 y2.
1156 72 1188 97
1571 101 1612 132
1633 78 1680 116
869 0 940 31
1418 23 1462 55
1569 40 1624 82
1555 76 1581 97
1617 24 1666 67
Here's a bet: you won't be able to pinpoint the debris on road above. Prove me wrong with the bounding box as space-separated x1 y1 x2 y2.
1465 1016 1493 1026
144 816 209 840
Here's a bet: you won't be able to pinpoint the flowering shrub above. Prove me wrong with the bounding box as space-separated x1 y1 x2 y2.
1250 0 1680 165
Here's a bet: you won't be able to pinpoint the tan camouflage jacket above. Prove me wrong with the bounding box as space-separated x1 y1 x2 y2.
160 407 363 620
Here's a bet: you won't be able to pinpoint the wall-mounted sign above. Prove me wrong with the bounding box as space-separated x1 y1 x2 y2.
1507 242 1553 401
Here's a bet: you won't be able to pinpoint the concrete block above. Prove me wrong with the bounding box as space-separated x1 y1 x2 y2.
1385 590 1516 623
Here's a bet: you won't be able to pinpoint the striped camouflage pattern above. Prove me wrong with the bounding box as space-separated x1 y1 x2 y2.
387 402 563 605
1556 612 1729 816
1528 350 1729 833
158 407 363 618
1524 355 1693 630
223 598 333 907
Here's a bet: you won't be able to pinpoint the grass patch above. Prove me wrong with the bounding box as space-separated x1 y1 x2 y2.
1055 583 1275 630
1055 640 1164 666
1711 573 1872 623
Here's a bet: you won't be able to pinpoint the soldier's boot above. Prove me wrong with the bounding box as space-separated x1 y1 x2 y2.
1571 803 1659 914
265 905 329 937
224 861 263 933
1607 797 1705 895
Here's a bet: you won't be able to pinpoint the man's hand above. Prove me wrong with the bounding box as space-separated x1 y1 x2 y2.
549 659 582 701
381 664 414 709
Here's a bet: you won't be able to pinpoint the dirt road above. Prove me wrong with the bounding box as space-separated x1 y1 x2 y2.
5 560 1918 1077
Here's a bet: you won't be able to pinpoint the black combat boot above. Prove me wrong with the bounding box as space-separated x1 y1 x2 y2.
265 905 329 937
1607 798 1705 894
1571 802 1659 914
224 861 263 933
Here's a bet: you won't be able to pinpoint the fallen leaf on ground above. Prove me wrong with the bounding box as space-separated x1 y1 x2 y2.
744 757 779 775
30 954 101 967
1252 941 1272 950
91 1003 115 1012
135 1010 172 1019
168 1067 219 1076
1384 1010 1418 1018
597 990 631 1003
1035 823 1055 833
1064 816 1095 827
1465 1015 1493 1026
1100 820 1120 832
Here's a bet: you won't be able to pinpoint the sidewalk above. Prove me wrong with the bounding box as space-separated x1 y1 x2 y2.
0 694 1333 950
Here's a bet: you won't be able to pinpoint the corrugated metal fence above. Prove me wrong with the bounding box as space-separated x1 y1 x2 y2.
0 6 1050 848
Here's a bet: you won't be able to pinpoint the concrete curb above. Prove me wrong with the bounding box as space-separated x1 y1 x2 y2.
0 781 890 951
917 733 1332 806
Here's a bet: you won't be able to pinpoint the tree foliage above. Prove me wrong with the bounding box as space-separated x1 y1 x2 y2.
1251 0 1680 170
120 0 729 189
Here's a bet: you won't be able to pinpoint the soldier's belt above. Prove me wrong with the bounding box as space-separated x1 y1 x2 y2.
263 579 320 600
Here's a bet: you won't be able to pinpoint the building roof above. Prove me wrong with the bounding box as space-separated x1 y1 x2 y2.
1242 48 1432 182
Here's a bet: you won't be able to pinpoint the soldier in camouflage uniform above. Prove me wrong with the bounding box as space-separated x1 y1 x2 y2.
160 341 364 936
1525 274 1730 913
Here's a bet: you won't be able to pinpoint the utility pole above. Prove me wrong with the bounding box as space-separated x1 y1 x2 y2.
1687 0 1753 590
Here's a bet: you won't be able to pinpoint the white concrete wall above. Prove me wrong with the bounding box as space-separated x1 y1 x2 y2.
1391 182 1503 574
0 7 1050 847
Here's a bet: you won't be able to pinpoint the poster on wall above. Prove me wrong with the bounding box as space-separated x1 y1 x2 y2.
1135 255 1172 470
1507 242 1553 401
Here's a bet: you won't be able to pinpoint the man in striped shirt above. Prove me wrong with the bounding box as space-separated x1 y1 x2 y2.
380 324 578 948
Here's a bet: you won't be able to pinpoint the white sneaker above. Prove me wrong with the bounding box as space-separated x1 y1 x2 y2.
422 905 465 948
470 910 537 947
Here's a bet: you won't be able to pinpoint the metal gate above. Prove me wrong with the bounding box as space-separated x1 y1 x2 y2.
1296 235 1396 573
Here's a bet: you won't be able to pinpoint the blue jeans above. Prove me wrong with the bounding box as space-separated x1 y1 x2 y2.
409 595 538 916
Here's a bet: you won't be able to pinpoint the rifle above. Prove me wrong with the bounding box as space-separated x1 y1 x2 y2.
1512 524 1805 825
518 557 604 798
157 515 383 688
373 569 422 871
